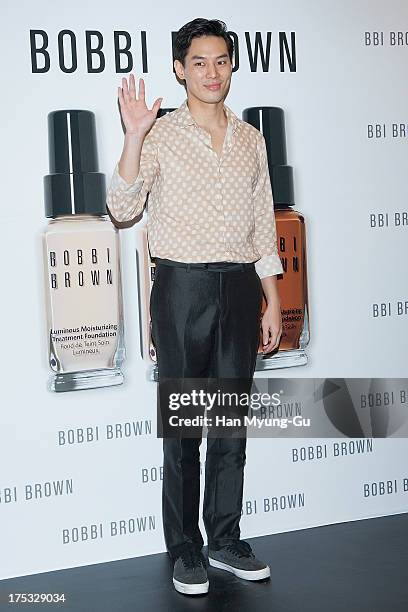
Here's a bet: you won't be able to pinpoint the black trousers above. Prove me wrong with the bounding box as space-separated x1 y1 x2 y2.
150 258 263 561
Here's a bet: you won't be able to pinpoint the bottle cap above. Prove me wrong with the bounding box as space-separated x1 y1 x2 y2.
157 107 176 118
44 109 106 217
242 106 295 207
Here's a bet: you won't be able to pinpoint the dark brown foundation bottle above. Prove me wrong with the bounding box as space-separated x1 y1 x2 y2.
242 106 310 369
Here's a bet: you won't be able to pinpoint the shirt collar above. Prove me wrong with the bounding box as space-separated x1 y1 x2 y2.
174 98 240 133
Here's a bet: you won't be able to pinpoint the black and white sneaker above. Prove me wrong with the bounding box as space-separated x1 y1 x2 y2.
208 540 270 581
172 546 209 595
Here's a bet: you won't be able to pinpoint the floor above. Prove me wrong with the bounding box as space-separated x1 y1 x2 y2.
1 513 407 611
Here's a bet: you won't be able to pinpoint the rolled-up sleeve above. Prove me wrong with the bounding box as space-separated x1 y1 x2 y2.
252 135 284 279
106 126 159 225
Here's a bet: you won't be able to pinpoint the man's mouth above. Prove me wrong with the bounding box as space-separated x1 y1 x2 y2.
204 83 222 91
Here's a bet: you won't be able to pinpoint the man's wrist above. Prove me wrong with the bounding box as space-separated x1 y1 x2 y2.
260 275 280 306
124 131 146 145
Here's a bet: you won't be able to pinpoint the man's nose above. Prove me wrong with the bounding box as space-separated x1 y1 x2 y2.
206 63 218 79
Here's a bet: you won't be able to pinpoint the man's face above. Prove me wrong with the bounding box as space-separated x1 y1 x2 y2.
174 35 233 104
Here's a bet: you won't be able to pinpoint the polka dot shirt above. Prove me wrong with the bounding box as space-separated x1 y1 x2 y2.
106 98 284 279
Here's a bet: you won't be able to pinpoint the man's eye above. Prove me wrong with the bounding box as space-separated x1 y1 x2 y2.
194 60 227 66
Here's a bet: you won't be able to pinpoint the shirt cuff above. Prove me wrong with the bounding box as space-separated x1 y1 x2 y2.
110 162 144 193
255 254 284 279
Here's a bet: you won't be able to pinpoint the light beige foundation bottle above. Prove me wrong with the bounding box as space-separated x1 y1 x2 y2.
42 110 125 392
136 227 157 381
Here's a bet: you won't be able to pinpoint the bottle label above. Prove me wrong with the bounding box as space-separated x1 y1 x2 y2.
44 229 123 373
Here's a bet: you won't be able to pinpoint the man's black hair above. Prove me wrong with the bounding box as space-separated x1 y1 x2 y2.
173 18 234 67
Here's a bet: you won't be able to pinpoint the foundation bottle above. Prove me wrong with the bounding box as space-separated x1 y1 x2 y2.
242 106 310 369
136 108 176 382
136 227 157 374
42 109 125 392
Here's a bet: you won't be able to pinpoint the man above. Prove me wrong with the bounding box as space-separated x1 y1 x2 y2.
106 18 283 596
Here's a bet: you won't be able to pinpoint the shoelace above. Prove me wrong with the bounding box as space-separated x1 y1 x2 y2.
181 548 206 570
224 540 255 559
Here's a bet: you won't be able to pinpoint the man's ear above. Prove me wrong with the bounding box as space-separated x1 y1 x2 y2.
174 59 185 81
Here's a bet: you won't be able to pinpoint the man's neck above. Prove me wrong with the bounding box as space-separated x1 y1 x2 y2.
186 95 228 130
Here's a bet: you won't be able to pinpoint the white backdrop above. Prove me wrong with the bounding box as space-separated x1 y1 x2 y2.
0 0 407 580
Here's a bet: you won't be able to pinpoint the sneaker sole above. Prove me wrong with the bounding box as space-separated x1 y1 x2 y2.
173 577 209 595
208 557 271 581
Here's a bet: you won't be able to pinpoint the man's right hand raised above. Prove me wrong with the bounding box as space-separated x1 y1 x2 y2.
118 73 163 137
